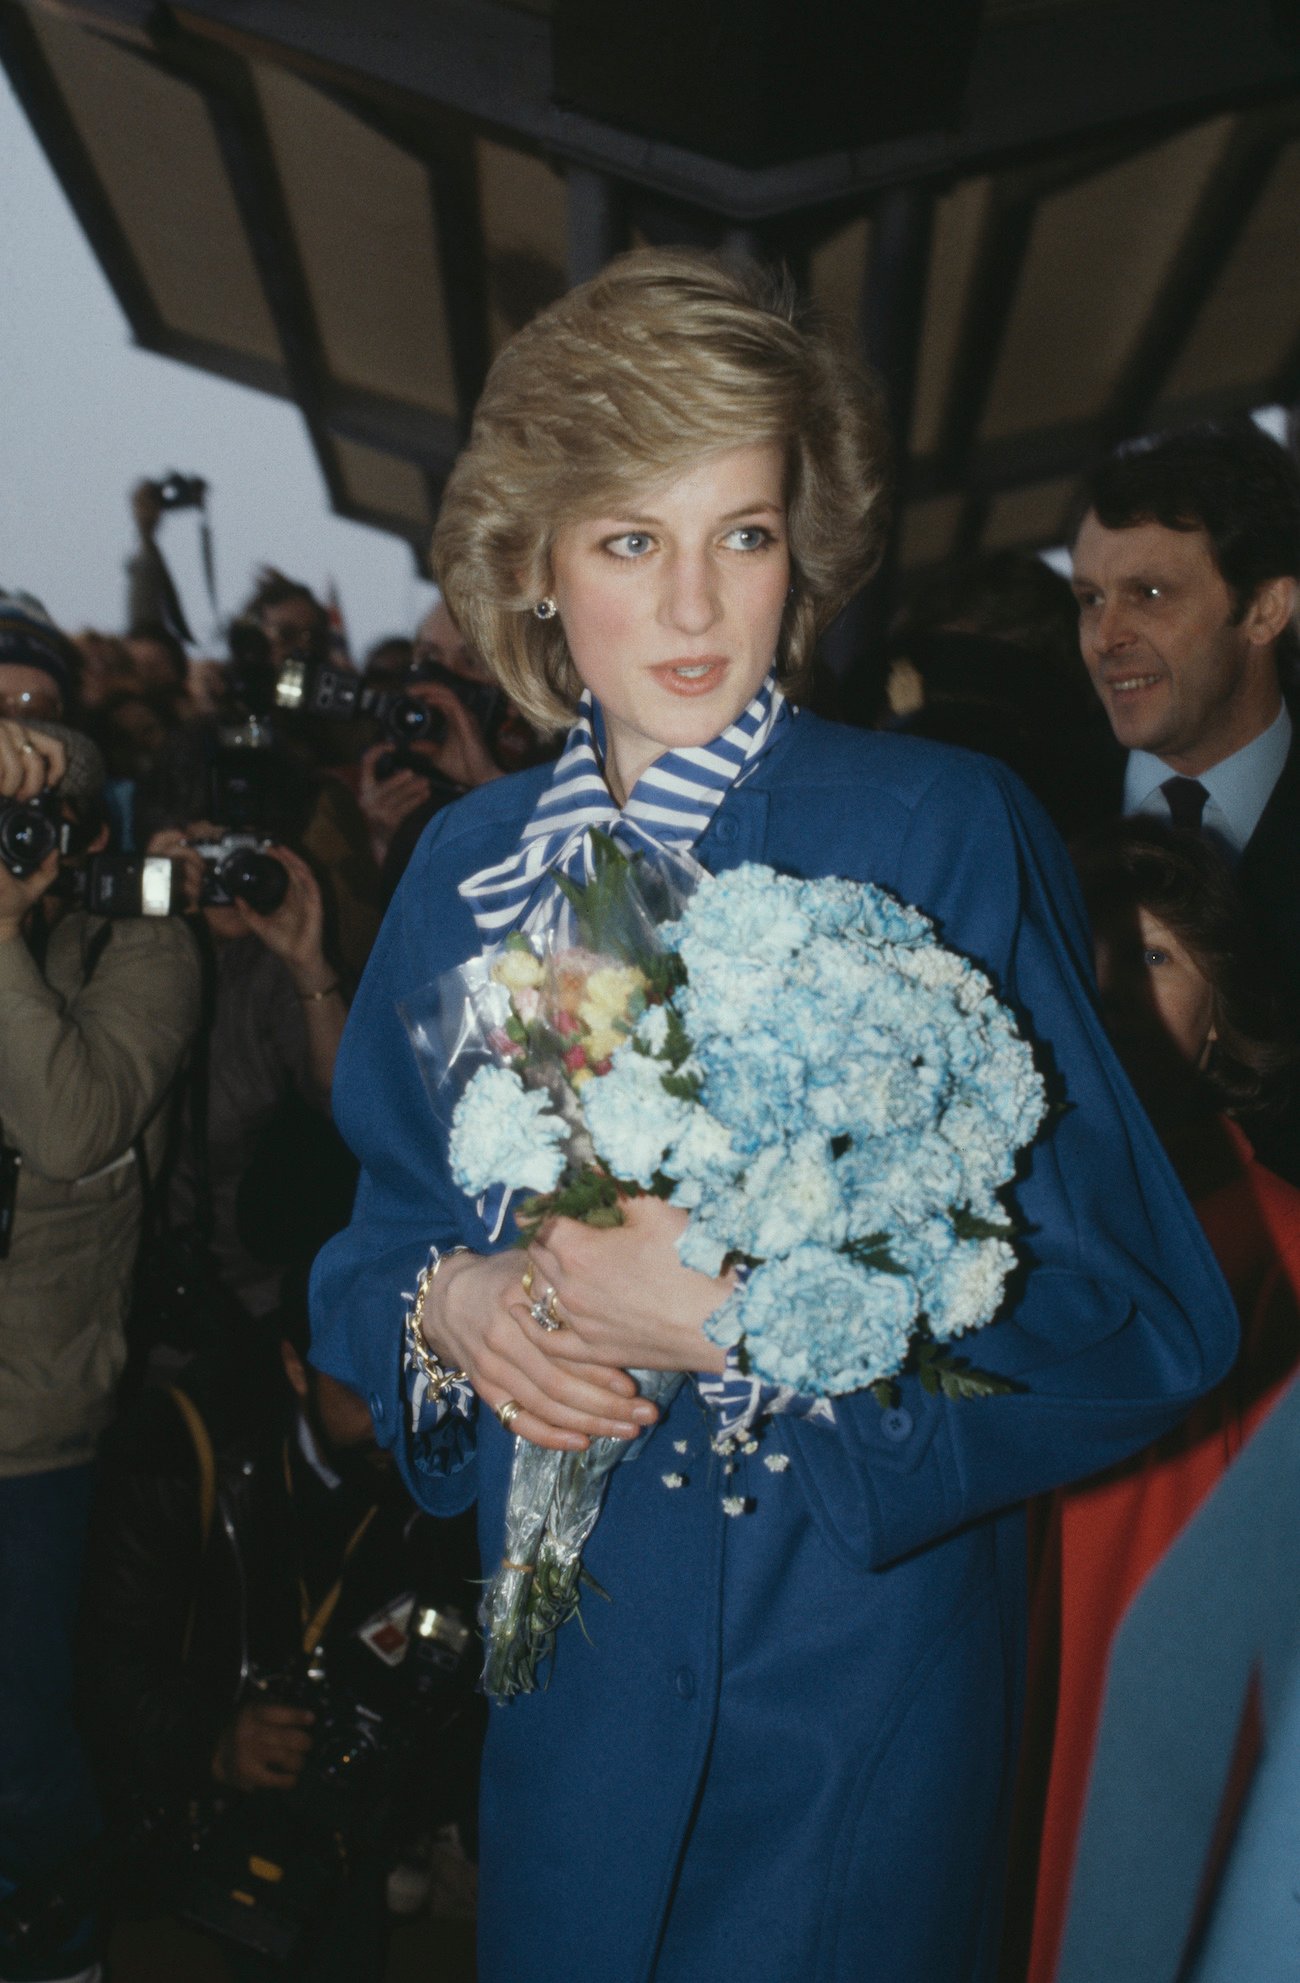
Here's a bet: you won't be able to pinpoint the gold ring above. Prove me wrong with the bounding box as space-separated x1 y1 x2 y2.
496 1398 522 1429
545 1288 563 1327
521 1262 536 1299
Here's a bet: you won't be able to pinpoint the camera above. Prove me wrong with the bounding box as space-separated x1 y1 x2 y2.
178 1602 477 1962
275 657 502 777
148 471 208 512
0 790 69 879
51 853 181 919
191 833 289 915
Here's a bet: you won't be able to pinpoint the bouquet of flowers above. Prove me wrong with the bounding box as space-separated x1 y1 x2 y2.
420 834 1047 1698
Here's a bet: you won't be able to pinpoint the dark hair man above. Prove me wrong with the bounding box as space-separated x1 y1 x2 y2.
1071 421 1300 989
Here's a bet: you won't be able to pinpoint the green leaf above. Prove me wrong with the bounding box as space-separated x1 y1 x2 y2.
870 1378 900 1410
950 1205 1017 1243
514 1166 636 1240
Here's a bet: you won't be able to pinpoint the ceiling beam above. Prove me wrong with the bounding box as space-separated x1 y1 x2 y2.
1099 112 1299 444
0 0 168 347
152 0 1300 221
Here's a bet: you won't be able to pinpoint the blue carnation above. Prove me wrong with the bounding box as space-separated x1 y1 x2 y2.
449 1065 567 1196
708 1245 919 1393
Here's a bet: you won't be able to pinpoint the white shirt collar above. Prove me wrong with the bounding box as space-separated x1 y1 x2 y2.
296 1409 342 1491
1123 701 1292 856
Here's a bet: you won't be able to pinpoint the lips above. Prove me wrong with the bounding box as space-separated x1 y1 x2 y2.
649 656 729 697
1101 671 1163 697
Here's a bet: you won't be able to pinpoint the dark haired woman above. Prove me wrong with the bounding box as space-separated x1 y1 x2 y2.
1020 819 1300 1983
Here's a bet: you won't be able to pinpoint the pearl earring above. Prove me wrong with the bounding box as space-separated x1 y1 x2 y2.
534 597 558 621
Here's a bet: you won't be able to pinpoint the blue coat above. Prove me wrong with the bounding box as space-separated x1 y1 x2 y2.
310 713 1238 1982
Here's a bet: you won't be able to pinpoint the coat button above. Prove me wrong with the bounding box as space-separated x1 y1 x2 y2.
673 1666 696 1700
712 817 738 846
369 1391 385 1425
881 1407 912 1443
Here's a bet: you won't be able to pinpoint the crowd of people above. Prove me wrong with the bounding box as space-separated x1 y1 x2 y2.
1 246 1298 1983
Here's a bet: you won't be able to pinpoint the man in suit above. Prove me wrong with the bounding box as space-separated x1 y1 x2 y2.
1070 421 1300 989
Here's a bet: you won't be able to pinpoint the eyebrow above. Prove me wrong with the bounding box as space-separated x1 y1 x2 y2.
603 499 786 527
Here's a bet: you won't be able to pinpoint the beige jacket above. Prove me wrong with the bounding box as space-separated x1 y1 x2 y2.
0 911 201 1475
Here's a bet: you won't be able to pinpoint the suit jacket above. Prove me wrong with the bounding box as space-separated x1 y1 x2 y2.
1238 721 1300 993
310 712 1238 1983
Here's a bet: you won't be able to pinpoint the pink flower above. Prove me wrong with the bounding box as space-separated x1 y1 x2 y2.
563 1044 588 1072
488 1027 523 1058
555 1010 581 1037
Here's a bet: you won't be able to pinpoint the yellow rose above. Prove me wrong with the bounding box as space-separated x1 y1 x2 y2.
579 965 647 1031
584 1025 626 1064
493 949 545 992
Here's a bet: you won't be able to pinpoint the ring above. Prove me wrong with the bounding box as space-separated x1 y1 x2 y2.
530 1285 563 1332
496 1399 522 1429
521 1262 536 1299
19 741 36 757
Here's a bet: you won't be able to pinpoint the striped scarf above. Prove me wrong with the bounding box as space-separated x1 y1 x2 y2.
459 670 787 940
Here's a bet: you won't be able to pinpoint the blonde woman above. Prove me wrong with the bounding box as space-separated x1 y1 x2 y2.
310 252 1235 1983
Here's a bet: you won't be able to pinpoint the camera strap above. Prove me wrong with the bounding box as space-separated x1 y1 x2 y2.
167 1385 218 1664
282 1438 379 1654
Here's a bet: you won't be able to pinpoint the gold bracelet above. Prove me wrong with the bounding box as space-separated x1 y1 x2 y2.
298 981 342 1003
405 1244 470 1401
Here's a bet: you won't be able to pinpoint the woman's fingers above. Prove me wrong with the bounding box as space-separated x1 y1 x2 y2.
477 1325 655 1442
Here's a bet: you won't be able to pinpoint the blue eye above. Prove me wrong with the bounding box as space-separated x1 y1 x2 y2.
605 532 653 558
725 525 772 551
1143 947 1170 967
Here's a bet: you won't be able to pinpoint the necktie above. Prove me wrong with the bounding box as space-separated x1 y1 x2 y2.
1160 776 1209 833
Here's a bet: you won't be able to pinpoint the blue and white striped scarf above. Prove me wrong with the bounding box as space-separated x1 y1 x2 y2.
458 670 786 941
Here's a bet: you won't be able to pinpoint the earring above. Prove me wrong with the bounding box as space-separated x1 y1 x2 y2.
534 597 558 621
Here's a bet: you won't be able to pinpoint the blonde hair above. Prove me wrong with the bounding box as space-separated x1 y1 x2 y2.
432 249 890 733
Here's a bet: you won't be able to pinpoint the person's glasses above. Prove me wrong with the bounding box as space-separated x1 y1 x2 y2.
0 687 62 720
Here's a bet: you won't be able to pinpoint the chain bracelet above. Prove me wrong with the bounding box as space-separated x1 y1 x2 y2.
404 1244 470 1400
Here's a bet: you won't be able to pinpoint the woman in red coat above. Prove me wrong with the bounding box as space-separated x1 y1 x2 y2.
1020 819 1300 1983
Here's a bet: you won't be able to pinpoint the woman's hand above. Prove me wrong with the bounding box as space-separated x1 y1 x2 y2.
426 1250 661 1453
526 1194 732 1376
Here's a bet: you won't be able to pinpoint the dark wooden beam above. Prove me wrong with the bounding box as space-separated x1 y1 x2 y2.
567 165 627 286
1100 114 1297 443
930 182 1039 483
0 0 168 346
135 25 354 519
155 0 1300 221
825 185 934 708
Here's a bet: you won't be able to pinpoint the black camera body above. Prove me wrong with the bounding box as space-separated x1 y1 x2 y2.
191 833 289 916
150 471 208 511
275 657 502 778
0 790 67 880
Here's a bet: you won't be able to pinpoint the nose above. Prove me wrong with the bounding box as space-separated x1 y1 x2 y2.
659 548 720 637
1092 595 1134 656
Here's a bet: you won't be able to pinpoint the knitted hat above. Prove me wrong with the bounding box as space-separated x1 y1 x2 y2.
0 589 76 700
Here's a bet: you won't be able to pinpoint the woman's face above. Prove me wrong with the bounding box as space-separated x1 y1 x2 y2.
1093 904 1217 1115
548 442 791 801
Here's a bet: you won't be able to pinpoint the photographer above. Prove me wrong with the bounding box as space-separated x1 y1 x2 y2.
0 682 201 1983
134 748 354 1325
79 1314 480 1982
357 596 554 889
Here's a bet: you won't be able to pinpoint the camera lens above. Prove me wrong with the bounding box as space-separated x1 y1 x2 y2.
389 696 445 746
218 848 289 916
0 803 59 877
